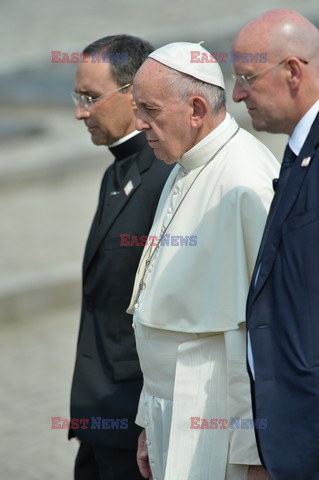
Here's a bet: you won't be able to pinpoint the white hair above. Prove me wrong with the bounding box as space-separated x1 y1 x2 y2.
164 68 226 113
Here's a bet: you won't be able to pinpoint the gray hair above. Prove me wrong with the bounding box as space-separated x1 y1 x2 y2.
164 69 226 114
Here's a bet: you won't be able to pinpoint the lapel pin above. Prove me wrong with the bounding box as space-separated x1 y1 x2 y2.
301 156 311 167
124 180 134 196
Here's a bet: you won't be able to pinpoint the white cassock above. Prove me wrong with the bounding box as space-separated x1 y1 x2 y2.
127 114 279 480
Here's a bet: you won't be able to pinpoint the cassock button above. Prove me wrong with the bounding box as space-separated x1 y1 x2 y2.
132 322 136 330
134 302 139 310
167 207 172 214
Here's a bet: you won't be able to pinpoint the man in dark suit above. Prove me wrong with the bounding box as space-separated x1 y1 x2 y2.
69 35 172 480
232 9 319 480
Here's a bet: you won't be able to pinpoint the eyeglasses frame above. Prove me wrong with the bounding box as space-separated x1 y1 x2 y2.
232 57 309 89
71 83 132 109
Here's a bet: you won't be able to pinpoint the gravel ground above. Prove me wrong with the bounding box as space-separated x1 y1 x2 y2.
0 307 79 479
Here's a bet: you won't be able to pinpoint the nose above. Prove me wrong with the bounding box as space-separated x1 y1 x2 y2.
232 80 249 103
135 112 150 131
75 103 90 120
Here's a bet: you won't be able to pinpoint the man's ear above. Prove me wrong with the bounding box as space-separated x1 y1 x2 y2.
286 57 303 90
190 96 208 128
129 89 136 107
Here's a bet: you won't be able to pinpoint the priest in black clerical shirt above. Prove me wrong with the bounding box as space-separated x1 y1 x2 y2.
69 35 172 480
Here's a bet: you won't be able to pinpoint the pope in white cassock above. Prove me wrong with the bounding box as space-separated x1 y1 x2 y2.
127 42 279 480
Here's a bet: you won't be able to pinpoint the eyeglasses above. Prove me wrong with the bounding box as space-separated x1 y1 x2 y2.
232 58 309 89
71 83 131 109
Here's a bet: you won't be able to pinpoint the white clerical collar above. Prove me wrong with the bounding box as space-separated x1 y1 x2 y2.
289 99 319 155
178 113 232 170
109 130 140 148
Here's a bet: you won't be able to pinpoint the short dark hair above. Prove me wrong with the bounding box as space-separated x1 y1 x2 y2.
83 34 154 86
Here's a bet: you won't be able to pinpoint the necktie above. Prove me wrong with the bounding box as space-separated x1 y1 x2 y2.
278 144 297 184
268 144 296 211
252 144 297 289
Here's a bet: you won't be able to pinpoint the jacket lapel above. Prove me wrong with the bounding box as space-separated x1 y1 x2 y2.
251 113 319 305
83 146 154 276
83 162 141 276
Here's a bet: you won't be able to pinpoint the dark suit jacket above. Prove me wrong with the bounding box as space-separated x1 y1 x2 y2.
246 112 319 479
70 132 172 449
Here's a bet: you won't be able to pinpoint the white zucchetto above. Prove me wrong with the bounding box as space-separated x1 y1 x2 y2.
148 42 225 89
